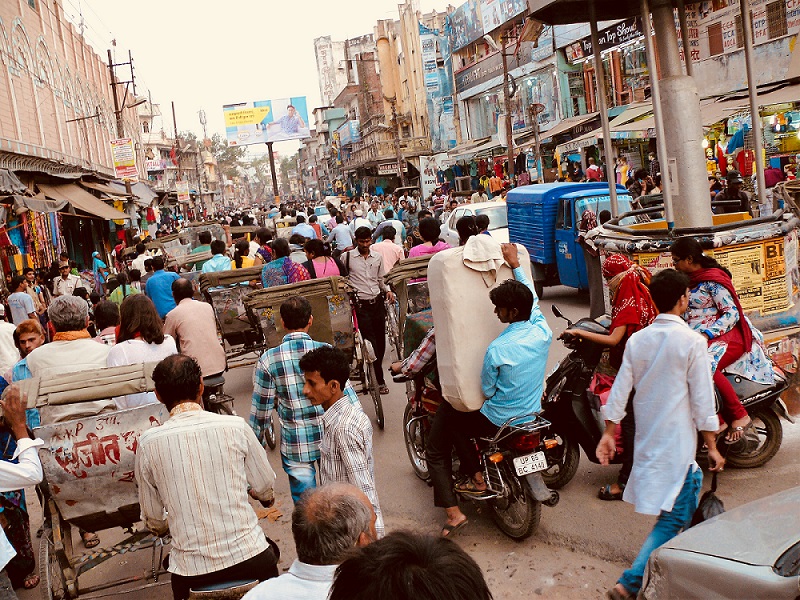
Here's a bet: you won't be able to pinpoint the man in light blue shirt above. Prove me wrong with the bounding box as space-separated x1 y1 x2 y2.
202 240 233 274
426 243 552 537
326 215 354 253
292 215 317 240
145 256 181 318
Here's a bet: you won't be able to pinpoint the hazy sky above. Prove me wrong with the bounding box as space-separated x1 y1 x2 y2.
71 0 451 158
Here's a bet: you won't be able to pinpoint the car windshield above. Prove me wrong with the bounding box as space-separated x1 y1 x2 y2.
314 206 330 217
475 206 508 230
574 195 638 226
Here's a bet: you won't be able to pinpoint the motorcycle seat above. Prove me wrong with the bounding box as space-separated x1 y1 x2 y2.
723 373 779 404
202 374 226 389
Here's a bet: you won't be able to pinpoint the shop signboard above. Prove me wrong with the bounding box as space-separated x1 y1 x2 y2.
420 154 442 200
336 120 361 146
565 17 644 64
145 159 166 172
480 0 527 34
448 0 483 51
176 180 190 203
421 25 458 152
377 162 409 176
223 97 311 146
530 25 554 62
110 138 138 181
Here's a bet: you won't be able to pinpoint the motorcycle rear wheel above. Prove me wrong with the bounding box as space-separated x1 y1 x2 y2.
490 464 541 540
403 402 430 481
541 432 580 490
724 407 782 469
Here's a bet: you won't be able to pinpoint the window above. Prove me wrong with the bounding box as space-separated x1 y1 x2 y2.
142 121 150 133
28 0 36 9
708 22 724 56
556 199 572 229
767 0 788 39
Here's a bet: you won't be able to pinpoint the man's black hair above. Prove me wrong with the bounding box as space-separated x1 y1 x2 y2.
309 214 318 223
299 346 350 390
382 225 397 241
475 214 490 231
210 239 227 255
296 214 306 224
383 208 394 219
10 275 25 291
329 531 493 600
22 267 34 276
172 277 194 303
598 210 612 224
418 218 441 243
135 242 146 254
648 268 689 313
94 300 120 331
198 231 212 245
151 256 165 271
489 279 533 321
336 214 344 224
144 258 154 271
354 226 372 241
152 354 202 409
281 295 312 330
89 292 101 305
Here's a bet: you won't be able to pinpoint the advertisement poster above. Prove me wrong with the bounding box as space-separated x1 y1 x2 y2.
712 240 790 315
448 0 482 51
176 180 190 203
420 154 447 200
223 97 311 146
420 25 457 153
480 0 527 34
110 138 138 181
635 251 674 272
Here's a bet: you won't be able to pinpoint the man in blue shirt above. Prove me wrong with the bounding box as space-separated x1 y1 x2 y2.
201 240 232 274
291 215 317 240
145 256 181 318
426 243 552 537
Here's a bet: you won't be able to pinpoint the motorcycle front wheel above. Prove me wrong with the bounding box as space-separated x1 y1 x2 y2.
490 463 541 540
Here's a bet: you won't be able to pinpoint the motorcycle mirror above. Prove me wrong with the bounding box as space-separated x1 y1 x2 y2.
551 305 565 320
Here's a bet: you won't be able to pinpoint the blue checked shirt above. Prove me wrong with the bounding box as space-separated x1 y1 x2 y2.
251 332 360 463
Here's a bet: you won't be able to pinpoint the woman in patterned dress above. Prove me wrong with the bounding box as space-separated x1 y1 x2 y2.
564 253 658 500
670 236 774 443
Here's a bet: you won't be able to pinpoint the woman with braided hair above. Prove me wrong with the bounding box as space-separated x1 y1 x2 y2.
564 253 658 501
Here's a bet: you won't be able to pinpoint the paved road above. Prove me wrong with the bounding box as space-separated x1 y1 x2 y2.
21 285 800 599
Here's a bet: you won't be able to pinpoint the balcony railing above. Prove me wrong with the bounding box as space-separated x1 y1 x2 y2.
341 135 431 169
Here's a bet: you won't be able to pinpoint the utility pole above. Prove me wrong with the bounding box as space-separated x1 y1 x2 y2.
107 49 134 201
266 142 280 204
390 97 407 186
501 32 515 179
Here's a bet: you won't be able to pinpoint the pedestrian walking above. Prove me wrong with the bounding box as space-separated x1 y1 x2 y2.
599 268 724 599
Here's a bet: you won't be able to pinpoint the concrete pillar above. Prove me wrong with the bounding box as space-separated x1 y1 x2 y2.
651 0 713 228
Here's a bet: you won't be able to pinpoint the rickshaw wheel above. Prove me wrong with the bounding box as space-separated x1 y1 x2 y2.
365 359 385 430
39 529 69 600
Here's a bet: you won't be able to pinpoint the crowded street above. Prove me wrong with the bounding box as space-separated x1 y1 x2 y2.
1 0 800 599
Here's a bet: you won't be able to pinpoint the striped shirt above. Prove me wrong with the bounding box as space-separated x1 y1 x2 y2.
480 267 553 427
319 397 384 537
250 333 360 463
135 405 276 576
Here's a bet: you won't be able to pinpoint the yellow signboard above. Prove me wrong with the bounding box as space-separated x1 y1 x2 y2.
223 107 272 127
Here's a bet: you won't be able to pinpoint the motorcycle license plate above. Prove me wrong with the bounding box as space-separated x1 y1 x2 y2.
513 451 548 476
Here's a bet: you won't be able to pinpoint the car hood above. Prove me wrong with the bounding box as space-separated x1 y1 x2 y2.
662 486 800 565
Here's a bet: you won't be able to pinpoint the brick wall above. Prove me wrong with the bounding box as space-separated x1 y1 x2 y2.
0 1 141 174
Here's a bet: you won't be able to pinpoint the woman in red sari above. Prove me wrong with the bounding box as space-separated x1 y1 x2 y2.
564 254 658 500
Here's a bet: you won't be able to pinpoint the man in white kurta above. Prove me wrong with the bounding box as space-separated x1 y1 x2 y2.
597 269 725 599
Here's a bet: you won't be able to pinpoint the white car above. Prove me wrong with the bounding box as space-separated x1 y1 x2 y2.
441 201 509 247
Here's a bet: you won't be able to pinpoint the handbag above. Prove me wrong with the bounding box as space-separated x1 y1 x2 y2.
690 469 725 527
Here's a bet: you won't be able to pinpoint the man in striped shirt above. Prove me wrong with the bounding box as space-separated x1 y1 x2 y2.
136 355 279 600
251 296 361 504
300 346 385 537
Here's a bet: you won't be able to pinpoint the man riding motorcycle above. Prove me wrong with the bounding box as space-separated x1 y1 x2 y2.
426 243 553 537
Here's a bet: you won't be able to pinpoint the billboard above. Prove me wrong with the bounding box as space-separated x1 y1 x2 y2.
449 0 483 51
110 138 138 181
480 0 527 35
420 25 457 152
223 97 311 146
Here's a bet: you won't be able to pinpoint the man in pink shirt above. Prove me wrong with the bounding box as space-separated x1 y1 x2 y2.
371 226 404 273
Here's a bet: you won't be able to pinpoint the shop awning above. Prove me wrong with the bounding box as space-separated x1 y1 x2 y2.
555 116 657 155
108 181 158 207
11 193 66 214
0 169 27 196
448 138 503 161
540 112 599 144
701 83 800 127
38 183 129 221
609 103 653 127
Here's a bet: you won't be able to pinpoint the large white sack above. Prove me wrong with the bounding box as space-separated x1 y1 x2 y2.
428 238 533 412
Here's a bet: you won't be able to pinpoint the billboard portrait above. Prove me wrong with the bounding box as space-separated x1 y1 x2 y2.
223 97 311 146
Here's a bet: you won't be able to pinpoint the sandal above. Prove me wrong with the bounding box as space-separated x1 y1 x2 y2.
23 573 39 589
454 479 488 495
441 519 468 538
597 484 625 501
81 531 100 548
725 419 753 444
378 385 390 395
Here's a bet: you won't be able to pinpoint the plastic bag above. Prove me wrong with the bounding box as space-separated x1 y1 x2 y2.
690 471 725 527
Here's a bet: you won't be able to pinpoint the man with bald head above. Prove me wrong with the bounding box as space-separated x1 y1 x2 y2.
164 277 226 378
243 482 377 600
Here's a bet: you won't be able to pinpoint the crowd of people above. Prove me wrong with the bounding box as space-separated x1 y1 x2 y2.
0 175 773 600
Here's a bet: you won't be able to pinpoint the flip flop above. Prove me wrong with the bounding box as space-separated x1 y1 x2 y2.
724 420 753 444
23 574 39 589
81 532 100 548
378 385 390 395
441 519 468 538
597 484 625 501
454 479 488 495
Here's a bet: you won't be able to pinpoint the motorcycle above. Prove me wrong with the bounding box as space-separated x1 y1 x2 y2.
540 305 794 491
397 367 559 541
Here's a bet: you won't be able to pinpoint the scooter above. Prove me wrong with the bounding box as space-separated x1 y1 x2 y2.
541 305 795 490
396 367 559 541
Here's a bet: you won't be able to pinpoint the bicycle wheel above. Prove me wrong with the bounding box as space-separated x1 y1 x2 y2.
363 342 385 430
